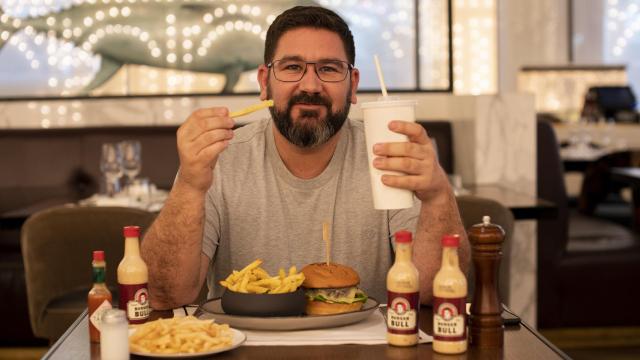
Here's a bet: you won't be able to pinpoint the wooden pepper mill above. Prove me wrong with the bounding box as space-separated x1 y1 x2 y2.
468 215 505 348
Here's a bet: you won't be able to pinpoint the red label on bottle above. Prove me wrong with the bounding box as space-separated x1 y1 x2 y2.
433 296 466 341
118 283 150 324
387 291 420 335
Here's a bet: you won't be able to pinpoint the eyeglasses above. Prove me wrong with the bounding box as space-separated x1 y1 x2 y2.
267 59 353 83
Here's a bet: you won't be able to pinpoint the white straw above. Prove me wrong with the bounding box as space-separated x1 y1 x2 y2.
373 55 388 98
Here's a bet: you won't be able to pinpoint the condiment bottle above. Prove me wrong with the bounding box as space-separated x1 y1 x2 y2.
88 250 113 343
117 226 150 324
100 309 130 360
433 234 468 354
468 216 505 348
386 230 420 346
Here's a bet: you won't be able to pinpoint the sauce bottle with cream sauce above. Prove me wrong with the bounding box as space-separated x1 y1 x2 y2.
386 230 420 346
432 234 468 354
117 226 150 324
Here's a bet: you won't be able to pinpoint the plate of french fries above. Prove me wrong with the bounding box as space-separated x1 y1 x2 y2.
129 316 245 358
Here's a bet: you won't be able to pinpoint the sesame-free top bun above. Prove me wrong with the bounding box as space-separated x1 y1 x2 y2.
301 263 360 289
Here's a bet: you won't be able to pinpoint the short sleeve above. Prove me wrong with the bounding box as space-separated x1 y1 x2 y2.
388 196 420 239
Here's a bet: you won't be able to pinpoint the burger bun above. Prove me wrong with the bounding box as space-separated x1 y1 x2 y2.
305 299 364 315
301 263 360 289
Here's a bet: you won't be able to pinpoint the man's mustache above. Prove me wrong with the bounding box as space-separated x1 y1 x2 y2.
288 92 331 108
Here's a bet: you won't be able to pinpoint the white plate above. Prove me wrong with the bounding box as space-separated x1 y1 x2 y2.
196 298 379 331
129 326 246 358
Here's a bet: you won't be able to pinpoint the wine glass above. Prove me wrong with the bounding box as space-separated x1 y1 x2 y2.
119 140 141 187
100 143 123 197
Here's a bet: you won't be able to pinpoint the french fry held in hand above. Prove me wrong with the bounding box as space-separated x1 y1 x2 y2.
219 259 305 294
129 316 232 354
229 100 274 118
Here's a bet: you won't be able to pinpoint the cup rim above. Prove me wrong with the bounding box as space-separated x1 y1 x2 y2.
360 99 417 109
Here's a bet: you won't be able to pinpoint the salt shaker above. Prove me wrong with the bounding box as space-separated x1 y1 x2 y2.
468 215 505 348
100 309 130 360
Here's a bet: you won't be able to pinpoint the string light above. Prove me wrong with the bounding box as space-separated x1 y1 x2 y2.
452 0 497 94
0 1 328 96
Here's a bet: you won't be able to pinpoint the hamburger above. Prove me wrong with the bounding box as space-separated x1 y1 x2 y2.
300 263 368 315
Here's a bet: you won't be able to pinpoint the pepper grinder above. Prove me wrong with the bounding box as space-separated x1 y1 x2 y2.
468 215 505 348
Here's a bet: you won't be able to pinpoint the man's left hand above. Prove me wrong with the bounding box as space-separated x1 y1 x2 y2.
372 120 450 202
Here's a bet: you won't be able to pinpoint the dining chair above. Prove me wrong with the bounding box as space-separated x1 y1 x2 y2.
578 149 640 221
456 195 514 306
21 205 156 342
417 120 454 174
537 118 640 328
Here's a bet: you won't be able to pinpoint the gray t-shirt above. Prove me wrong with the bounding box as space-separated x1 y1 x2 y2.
202 118 420 301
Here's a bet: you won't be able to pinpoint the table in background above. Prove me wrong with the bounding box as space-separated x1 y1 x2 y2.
466 185 557 220
610 167 640 230
43 307 569 360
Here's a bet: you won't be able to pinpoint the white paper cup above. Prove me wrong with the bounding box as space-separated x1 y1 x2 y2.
361 99 417 210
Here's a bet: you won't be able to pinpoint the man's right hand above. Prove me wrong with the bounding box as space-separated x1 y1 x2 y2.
176 107 235 193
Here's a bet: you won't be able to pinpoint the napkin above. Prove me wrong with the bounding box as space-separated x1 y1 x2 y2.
78 188 167 211
240 311 431 346
174 306 431 345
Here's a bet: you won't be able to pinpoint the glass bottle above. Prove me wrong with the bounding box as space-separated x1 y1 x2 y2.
88 250 113 343
386 230 420 346
117 226 150 324
433 234 468 354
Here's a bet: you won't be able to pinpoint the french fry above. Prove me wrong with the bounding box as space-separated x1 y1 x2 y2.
229 100 274 118
288 265 297 276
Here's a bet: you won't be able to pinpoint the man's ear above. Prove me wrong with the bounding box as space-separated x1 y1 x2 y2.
349 67 360 104
258 64 269 100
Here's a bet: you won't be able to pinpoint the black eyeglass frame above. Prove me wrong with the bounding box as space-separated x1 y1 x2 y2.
266 59 355 83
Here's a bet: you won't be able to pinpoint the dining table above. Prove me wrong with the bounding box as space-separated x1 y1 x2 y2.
465 184 557 220
43 305 570 359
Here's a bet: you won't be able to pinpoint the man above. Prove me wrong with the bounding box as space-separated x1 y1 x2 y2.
142 6 469 310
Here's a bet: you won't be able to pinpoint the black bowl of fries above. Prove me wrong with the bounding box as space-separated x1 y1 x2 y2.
221 288 306 317
219 260 307 317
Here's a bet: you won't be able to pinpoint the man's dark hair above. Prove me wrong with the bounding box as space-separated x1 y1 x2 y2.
264 6 355 65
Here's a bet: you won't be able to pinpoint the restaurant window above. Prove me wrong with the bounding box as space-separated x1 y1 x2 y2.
0 0 453 98
572 0 640 105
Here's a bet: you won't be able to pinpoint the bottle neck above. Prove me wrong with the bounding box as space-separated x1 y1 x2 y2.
124 236 141 257
395 242 413 263
441 246 460 269
92 263 106 284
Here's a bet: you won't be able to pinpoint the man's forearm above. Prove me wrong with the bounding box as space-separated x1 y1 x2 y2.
141 180 208 309
413 189 470 304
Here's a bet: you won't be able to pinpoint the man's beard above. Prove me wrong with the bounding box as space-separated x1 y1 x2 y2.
268 88 351 148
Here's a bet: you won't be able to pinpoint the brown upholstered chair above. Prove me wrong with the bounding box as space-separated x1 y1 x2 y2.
21 206 156 342
537 119 640 328
456 195 514 306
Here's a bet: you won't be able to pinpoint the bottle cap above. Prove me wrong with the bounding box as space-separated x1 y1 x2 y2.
92 250 105 261
441 234 460 247
123 226 140 238
394 230 413 243
468 216 505 247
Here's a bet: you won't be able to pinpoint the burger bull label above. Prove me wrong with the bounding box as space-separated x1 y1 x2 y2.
119 283 150 324
387 291 419 334
432 296 466 341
